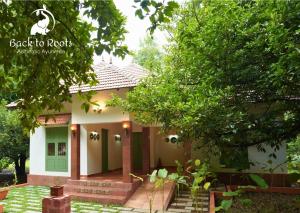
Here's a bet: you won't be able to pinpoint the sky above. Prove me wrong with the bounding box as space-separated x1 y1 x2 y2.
93 0 170 67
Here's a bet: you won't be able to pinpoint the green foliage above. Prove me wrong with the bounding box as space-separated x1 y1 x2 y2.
0 157 11 172
239 198 253 207
220 147 250 170
0 0 178 130
133 0 179 33
189 159 215 212
0 101 28 183
249 174 268 189
149 168 169 189
0 0 129 130
287 135 300 173
133 35 164 73
223 191 241 197
215 199 233 212
110 0 300 170
218 174 268 211
0 102 28 161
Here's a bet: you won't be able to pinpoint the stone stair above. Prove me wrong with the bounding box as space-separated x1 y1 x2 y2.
64 179 140 205
167 190 209 213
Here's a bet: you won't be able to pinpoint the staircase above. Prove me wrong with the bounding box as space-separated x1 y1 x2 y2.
64 179 141 205
167 190 209 212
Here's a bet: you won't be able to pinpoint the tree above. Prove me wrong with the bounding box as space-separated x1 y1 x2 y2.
287 135 300 174
109 0 300 169
133 35 164 73
0 102 28 183
0 0 179 130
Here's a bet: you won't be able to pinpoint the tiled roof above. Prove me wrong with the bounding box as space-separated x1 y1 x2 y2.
37 113 71 125
69 62 148 93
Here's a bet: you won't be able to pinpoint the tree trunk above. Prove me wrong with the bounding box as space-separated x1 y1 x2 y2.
14 154 27 184
183 140 192 169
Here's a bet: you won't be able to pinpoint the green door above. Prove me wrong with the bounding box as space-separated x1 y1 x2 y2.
132 132 143 171
102 129 109 173
46 127 68 172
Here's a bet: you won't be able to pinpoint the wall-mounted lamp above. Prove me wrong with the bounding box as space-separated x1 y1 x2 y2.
92 104 103 113
165 135 179 144
122 121 130 136
70 125 76 137
89 131 100 141
114 134 121 143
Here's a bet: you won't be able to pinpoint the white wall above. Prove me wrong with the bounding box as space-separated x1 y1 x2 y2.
72 89 130 124
248 143 287 173
85 123 123 175
191 142 287 174
29 126 71 177
151 127 185 167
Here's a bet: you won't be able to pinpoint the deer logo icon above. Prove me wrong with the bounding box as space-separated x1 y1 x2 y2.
30 5 55 35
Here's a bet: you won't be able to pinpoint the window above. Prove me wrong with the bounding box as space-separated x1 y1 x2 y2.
47 143 55 156
58 143 66 156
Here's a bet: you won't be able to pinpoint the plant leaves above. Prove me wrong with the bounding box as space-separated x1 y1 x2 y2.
221 199 233 211
203 182 211 190
158 168 168 178
249 174 268 189
149 170 157 183
223 191 240 197
195 159 201 166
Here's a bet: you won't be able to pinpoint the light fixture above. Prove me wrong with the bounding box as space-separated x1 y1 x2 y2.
166 135 179 144
70 125 76 136
122 121 130 136
114 134 121 143
92 103 103 113
89 131 100 141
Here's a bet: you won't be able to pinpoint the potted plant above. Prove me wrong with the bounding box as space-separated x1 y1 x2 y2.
50 177 64 197
0 186 10 200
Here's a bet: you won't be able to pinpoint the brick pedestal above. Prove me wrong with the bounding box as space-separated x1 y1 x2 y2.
42 195 71 213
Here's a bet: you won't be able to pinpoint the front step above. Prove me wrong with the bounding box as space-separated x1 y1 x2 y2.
64 179 140 205
167 190 210 212
69 192 127 205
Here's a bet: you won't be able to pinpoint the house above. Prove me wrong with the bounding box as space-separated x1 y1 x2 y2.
28 61 288 204
28 61 186 204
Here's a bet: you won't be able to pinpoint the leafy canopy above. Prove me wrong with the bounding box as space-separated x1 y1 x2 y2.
0 0 179 130
133 35 164 73
0 101 28 164
0 0 128 129
109 0 300 169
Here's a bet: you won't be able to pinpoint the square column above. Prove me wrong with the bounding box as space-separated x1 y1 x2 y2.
142 127 150 174
122 121 133 183
71 124 80 180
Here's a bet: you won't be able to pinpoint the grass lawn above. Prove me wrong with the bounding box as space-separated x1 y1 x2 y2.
0 186 130 213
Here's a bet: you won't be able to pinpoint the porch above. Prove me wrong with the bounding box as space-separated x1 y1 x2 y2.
70 121 185 183
28 116 185 205
70 122 152 183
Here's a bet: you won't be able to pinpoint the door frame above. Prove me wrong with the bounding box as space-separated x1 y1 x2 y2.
132 132 143 171
101 128 109 173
